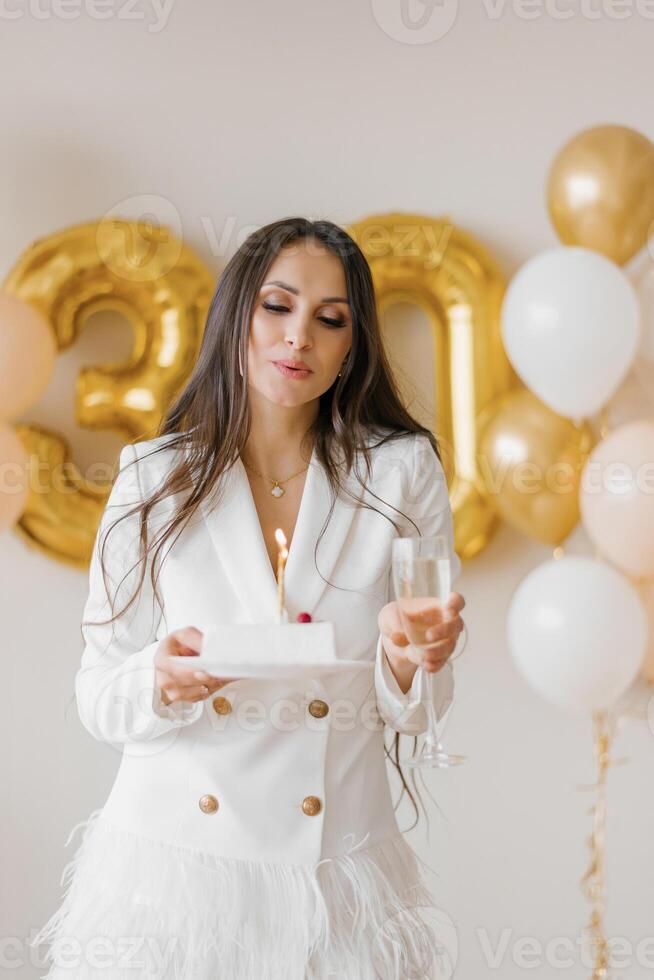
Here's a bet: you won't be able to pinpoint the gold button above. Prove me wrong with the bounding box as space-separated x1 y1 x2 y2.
301 795 322 816
308 699 329 718
199 794 219 814
212 695 232 715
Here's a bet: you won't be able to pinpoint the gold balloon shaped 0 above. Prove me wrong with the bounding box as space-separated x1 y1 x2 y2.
346 211 512 560
478 388 594 547
547 124 654 266
3 218 214 567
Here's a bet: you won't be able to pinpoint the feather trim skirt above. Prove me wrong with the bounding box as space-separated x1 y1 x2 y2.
31 810 456 980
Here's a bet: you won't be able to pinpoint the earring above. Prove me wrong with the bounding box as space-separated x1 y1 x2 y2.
337 357 348 378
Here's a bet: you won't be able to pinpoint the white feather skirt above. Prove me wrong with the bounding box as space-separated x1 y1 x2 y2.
30 809 456 980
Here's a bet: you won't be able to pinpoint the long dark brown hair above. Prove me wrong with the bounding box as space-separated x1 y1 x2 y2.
92 216 445 831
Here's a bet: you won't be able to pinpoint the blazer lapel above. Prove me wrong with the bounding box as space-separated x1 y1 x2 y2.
191 444 360 624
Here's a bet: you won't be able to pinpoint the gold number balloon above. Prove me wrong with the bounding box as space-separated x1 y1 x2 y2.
3 218 214 567
346 212 513 559
547 124 654 266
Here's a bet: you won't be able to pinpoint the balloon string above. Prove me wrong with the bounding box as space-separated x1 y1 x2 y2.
576 709 629 979
597 404 612 440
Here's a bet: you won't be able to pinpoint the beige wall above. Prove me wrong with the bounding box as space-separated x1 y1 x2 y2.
2 2 653 976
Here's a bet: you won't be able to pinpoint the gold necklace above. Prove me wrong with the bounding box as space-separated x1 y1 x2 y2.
242 458 309 498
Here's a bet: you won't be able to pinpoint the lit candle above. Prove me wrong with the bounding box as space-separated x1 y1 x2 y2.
274 527 289 624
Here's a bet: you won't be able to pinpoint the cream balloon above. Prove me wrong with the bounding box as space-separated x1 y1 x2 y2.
0 292 56 420
507 556 647 713
0 423 30 532
580 420 654 578
639 581 654 684
501 247 640 419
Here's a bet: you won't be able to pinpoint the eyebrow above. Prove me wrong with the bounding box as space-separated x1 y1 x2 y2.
262 280 350 305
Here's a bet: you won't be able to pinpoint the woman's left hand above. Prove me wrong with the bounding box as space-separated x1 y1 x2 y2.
421 592 466 670
379 592 466 673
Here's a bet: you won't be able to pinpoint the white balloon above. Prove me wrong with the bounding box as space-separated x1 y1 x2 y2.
507 556 647 714
501 247 640 419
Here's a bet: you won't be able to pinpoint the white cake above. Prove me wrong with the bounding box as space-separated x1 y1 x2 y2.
202 620 337 665
169 620 373 679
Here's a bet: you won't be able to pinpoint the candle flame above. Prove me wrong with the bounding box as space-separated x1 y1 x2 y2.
275 528 288 623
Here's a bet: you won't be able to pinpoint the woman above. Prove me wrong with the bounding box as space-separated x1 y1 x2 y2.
32 217 466 979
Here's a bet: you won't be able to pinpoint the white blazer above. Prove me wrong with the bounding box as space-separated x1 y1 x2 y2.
75 429 462 866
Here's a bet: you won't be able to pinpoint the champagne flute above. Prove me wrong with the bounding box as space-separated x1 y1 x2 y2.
391 535 466 769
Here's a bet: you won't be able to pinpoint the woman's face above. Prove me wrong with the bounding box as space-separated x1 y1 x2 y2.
246 239 353 408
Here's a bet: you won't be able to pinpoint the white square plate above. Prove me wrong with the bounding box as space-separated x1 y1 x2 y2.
167 657 372 680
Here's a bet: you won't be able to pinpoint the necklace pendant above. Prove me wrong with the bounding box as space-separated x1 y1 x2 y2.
270 483 285 498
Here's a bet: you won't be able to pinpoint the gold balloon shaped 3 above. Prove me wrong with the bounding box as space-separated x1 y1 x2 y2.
478 388 595 547
4 218 214 567
0 423 30 533
547 124 654 266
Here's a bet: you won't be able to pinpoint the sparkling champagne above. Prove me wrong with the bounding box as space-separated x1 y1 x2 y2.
392 556 451 648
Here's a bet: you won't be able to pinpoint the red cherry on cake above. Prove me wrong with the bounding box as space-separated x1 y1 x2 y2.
297 612 312 623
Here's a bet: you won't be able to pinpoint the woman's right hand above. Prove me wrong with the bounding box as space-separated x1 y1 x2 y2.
154 626 241 706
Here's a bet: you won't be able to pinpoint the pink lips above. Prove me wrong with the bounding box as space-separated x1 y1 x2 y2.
272 361 313 380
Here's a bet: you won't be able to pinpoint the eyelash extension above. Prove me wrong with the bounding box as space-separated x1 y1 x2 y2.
262 302 346 328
